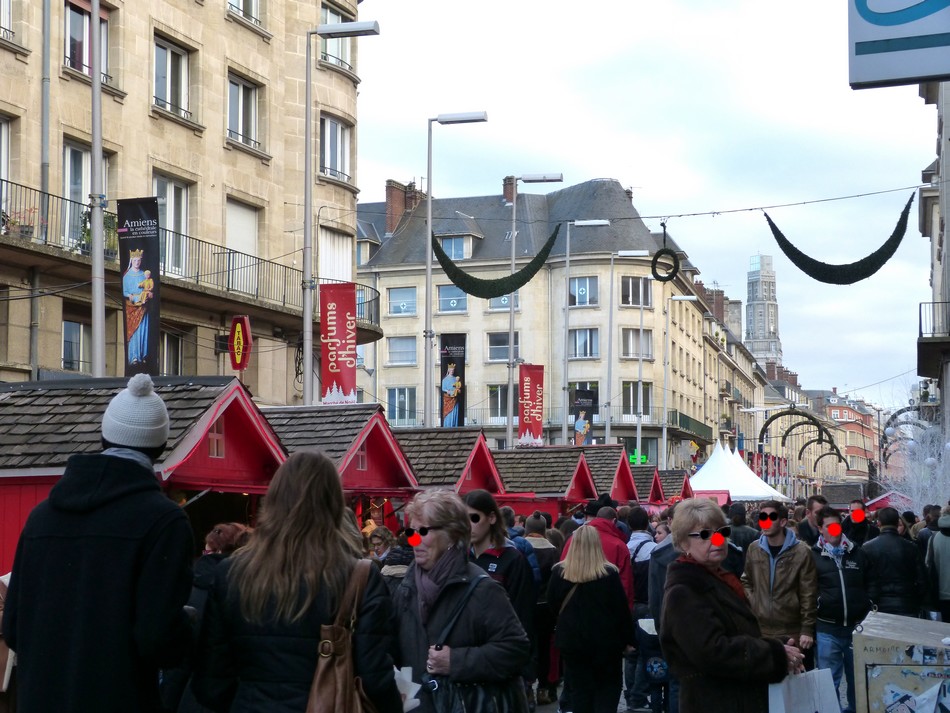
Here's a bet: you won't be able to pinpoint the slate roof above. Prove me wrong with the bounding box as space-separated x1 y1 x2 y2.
261 404 383 465
0 376 240 470
493 447 584 495
579 445 626 495
358 179 677 269
394 427 484 486
631 466 658 502
658 469 691 500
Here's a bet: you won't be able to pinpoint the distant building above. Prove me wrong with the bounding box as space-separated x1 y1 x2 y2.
744 255 783 368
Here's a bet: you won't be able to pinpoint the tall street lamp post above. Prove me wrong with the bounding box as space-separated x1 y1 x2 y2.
604 251 649 444
562 219 610 444
303 20 379 405
424 112 488 427
661 293 699 469
506 173 562 448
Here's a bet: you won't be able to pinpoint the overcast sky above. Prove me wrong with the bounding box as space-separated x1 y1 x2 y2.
354 0 936 410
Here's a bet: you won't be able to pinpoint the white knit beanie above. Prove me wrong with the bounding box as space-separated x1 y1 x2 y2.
101 374 169 448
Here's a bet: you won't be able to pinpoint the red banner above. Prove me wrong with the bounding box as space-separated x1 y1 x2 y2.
517 364 544 446
320 283 357 404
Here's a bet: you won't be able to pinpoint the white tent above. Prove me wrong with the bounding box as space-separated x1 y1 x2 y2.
689 441 791 502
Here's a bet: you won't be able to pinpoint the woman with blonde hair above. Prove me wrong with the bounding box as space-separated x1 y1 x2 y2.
548 525 635 713
192 450 402 713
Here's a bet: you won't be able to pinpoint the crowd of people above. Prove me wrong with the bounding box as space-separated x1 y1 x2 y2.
0 375 947 713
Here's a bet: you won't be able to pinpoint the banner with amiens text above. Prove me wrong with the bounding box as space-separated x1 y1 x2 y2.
320 282 357 404
117 197 161 377
518 364 544 446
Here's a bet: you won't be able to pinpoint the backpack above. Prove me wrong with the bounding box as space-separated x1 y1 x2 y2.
632 540 651 605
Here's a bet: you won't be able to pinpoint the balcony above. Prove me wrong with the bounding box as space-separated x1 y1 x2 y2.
0 179 380 335
918 302 950 378
719 379 732 395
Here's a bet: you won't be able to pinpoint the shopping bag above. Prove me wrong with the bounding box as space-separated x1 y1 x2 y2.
768 668 839 713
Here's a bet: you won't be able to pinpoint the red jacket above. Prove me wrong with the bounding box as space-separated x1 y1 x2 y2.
561 518 635 610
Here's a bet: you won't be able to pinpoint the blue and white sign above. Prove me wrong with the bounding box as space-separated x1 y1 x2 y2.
849 0 950 87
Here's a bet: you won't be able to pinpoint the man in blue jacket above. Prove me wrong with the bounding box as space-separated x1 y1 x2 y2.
3 374 194 713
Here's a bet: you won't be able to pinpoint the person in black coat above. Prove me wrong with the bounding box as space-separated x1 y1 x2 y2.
862 507 927 617
841 500 880 547
2 374 194 713
191 451 401 713
549 525 636 713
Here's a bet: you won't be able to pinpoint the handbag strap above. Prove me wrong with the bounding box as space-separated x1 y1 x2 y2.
333 559 373 631
559 583 579 617
433 574 487 647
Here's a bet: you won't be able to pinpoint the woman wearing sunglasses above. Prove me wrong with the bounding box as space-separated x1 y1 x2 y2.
659 498 804 713
392 489 530 713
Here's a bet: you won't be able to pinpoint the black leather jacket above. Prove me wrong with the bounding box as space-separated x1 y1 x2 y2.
861 528 926 616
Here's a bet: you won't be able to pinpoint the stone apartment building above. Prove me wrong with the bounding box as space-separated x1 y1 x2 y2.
356 176 770 468
0 0 381 404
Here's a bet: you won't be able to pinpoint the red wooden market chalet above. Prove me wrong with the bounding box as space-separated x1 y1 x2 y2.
262 404 418 534
491 447 599 517
631 465 667 508
580 445 639 504
0 376 285 572
394 427 503 498
658 469 695 503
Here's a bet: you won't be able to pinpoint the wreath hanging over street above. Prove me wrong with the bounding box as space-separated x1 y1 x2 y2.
764 192 914 285
431 225 562 299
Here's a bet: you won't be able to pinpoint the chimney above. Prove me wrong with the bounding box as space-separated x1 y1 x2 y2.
832 386 837 394
385 179 427 234
503 175 516 204
625 187 634 203
766 362 777 380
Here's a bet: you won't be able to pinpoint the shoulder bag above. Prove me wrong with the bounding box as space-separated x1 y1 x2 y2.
306 559 378 713
421 574 528 713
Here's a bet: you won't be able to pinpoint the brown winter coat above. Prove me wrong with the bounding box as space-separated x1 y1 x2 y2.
660 560 788 713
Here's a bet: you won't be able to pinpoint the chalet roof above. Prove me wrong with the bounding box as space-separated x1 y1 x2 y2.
493 447 583 494
658 469 690 499
394 428 485 486
580 445 626 494
0 376 240 469
631 465 658 502
261 404 383 465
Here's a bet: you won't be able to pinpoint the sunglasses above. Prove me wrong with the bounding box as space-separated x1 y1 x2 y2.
687 526 731 541
405 525 445 538
759 512 780 522
469 513 481 524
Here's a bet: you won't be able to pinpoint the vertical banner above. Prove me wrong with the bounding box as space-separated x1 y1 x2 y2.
517 363 544 446
117 197 161 377
319 282 357 404
572 388 595 446
439 334 466 427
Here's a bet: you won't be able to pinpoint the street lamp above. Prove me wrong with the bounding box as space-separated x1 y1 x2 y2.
562 219 610 444
604 250 649 444
303 20 380 405
423 111 488 427
661 293 699 469
506 173 562 448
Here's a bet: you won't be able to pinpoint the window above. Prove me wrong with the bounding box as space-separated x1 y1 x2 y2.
355 442 367 470
388 336 416 365
154 174 188 275
0 117 7 189
621 328 653 359
161 331 183 376
318 226 352 282
209 418 225 458
831 409 840 420
387 387 417 426
848 455 857 470
320 116 350 183
621 276 652 307
320 5 354 71
0 0 12 42
154 38 190 119
227 74 259 148
488 291 518 310
388 287 416 315
63 142 109 249
441 236 464 260
621 381 652 418
65 2 110 83
224 198 258 294
488 384 511 419
569 276 598 307
228 0 261 27
62 320 91 371
488 332 519 362
568 328 598 358
438 285 466 312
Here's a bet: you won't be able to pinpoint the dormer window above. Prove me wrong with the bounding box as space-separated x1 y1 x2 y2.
441 236 465 260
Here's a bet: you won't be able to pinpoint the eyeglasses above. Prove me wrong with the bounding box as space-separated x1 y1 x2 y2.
405 526 445 538
687 526 731 541
759 512 780 522
469 513 481 524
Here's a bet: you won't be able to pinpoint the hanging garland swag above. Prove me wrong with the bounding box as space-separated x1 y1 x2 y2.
764 192 914 285
431 225 561 299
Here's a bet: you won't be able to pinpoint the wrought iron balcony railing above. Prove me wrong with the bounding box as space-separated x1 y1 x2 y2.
0 178 380 328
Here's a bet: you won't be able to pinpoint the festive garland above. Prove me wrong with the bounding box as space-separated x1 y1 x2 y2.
431 225 562 299
652 248 679 282
764 192 914 285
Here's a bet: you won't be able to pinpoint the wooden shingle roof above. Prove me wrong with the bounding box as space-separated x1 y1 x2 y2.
261 404 383 465
631 465 660 503
658 469 693 500
493 447 585 495
580 445 626 494
0 376 240 470
394 428 484 486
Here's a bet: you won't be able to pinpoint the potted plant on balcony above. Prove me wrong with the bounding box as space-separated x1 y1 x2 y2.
5 207 45 240
79 210 119 259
